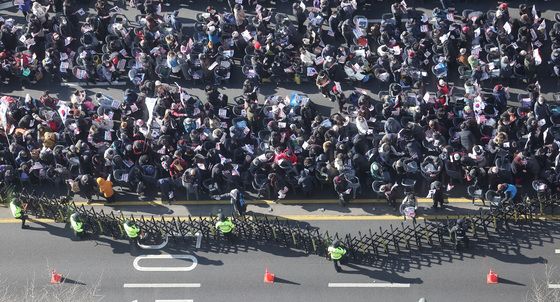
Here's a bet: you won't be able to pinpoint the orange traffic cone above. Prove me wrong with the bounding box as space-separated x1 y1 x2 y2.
51 270 63 284
487 270 498 284
264 268 275 284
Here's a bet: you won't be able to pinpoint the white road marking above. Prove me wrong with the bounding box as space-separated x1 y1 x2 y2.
138 236 169 250
155 300 194 302
133 254 198 272
328 283 411 288
555 249 560 254
549 284 560 289
195 232 202 249
123 283 201 288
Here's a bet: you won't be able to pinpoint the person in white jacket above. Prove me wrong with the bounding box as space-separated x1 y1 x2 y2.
32 2 48 24
355 115 369 135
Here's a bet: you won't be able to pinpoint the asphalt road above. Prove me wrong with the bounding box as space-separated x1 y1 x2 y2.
1 219 560 302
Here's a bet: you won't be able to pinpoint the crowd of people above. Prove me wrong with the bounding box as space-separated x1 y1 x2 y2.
1 0 560 216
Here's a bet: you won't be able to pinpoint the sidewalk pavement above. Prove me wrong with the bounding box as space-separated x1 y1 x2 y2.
0 195 502 223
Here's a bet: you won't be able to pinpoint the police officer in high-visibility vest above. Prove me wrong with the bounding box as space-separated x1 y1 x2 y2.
70 212 85 239
10 199 28 229
215 213 235 241
327 240 347 272
123 219 141 246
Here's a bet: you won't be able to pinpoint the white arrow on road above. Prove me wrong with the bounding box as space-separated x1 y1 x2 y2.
133 254 198 272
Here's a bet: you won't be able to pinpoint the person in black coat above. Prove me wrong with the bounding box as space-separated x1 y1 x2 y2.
459 122 476 152
430 180 444 209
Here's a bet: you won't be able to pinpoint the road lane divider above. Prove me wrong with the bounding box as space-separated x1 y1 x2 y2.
133 254 198 272
328 283 411 288
123 283 201 288
155 300 194 302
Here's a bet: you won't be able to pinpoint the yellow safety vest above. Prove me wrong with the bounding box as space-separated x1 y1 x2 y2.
9 202 22 219
70 215 84 233
328 246 347 260
123 222 140 238
215 219 234 234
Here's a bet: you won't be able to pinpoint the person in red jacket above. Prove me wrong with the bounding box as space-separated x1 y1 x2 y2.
274 148 297 165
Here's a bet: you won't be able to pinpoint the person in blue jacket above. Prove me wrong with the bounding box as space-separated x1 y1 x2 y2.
497 183 518 203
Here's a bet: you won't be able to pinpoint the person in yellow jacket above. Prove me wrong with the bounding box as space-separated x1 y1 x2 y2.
215 213 235 241
96 175 115 203
70 212 85 239
327 240 347 272
123 219 142 247
10 199 28 229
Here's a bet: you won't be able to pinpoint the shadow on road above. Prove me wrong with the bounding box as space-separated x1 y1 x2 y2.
340 263 423 285
61 277 87 286
272 276 301 285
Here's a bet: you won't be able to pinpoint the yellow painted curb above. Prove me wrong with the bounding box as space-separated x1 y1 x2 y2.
0 218 56 224
73 197 474 207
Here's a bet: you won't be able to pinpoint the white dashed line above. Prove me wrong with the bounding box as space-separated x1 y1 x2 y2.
123 283 201 288
328 283 411 288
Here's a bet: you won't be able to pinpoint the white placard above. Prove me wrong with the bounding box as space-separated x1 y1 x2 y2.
208 61 218 71
218 108 227 118
503 22 511 34
307 67 317 76
130 103 138 112
117 59 126 70
278 122 286 128
241 30 252 42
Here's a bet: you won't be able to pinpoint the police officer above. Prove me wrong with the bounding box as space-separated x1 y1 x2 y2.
10 199 28 229
449 218 470 250
123 219 141 246
70 212 85 239
215 213 235 241
327 240 347 272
